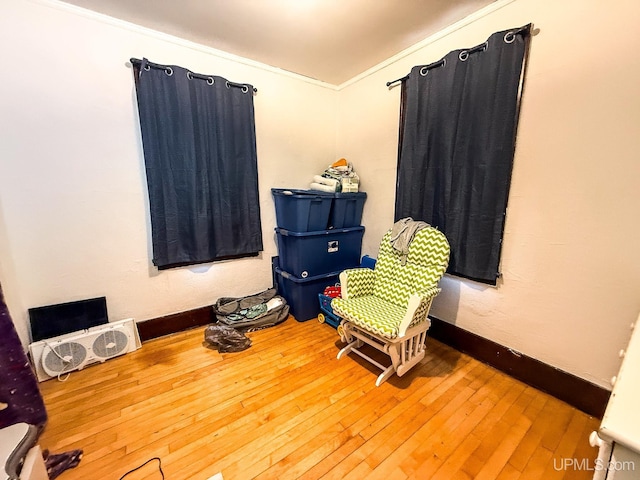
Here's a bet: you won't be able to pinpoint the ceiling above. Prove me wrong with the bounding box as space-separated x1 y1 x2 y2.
59 0 497 85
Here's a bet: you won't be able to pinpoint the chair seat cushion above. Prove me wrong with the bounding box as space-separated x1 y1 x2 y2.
332 295 406 339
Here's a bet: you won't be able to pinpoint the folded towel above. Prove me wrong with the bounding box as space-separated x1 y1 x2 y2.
313 175 339 187
310 182 337 192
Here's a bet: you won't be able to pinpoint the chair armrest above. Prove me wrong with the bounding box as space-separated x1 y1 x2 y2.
339 268 376 299
397 287 441 337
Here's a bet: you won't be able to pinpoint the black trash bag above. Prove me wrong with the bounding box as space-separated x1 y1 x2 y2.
213 288 289 332
204 324 252 353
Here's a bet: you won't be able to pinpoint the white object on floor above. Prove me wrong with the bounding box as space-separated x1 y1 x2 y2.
206 474 223 480
28 318 141 382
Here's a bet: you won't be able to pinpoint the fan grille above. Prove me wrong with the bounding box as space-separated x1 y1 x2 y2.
43 342 87 374
92 329 129 358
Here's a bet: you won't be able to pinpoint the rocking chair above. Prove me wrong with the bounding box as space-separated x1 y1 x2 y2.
332 223 450 386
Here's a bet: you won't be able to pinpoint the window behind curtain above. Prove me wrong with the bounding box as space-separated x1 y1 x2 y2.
132 59 263 269
395 26 531 285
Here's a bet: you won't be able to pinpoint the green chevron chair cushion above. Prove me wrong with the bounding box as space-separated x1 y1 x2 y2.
332 225 450 339
341 268 375 298
331 295 405 338
373 228 449 308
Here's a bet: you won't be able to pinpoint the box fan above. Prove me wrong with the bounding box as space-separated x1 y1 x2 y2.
28 318 141 382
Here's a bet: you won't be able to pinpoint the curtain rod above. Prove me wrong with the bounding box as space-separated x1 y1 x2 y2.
129 58 258 93
386 74 409 87
385 24 532 87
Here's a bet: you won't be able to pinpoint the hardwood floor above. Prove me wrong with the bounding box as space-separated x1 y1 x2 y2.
37 317 600 480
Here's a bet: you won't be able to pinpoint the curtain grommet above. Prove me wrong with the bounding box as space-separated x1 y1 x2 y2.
207 77 214 85
419 59 445 77
242 85 249 94
165 67 173 76
225 81 230 89
504 31 516 43
186 71 193 80
144 65 150 71
459 51 469 61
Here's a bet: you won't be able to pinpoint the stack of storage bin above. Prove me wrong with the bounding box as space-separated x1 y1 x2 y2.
271 188 367 322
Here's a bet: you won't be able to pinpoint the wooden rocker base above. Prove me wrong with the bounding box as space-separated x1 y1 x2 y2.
337 320 430 386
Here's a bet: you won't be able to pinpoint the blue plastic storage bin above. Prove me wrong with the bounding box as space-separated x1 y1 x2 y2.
274 267 340 322
360 255 377 269
272 188 333 232
275 226 364 279
329 192 367 229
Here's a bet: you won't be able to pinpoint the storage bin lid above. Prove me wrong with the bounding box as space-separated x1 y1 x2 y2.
275 226 364 237
271 188 334 198
332 192 367 199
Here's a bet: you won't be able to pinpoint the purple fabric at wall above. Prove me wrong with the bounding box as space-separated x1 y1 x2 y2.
0 283 47 429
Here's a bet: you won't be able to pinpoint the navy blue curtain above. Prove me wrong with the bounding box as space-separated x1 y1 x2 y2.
395 25 531 285
133 59 263 269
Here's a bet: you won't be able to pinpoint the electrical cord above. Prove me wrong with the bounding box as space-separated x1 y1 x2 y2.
44 341 72 381
119 457 164 479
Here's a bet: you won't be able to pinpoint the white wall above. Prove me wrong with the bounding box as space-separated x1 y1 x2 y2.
0 0 338 345
0 196 28 342
336 0 640 388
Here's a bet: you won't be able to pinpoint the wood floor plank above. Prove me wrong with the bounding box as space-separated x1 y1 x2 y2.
416 376 513 479
460 390 529 478
426 432 483 480
517 445 554 480
365 384 478 479
404 370 511 475
36 318 601 480
495 463 522 480
334 366 477 478
544 412 600 480
541 409 591 480
507 394 552 472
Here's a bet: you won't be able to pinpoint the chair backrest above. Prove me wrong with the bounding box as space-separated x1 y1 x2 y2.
373 225 450 308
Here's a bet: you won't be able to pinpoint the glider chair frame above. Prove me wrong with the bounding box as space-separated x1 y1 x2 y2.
332 225 450 386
